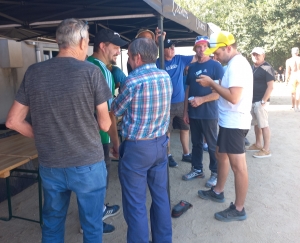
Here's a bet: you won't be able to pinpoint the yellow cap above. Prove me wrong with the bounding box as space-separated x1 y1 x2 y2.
204 31 236 55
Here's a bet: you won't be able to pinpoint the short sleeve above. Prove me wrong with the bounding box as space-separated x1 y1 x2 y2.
93 69 113 106
15 72 29 106
180 55 193 66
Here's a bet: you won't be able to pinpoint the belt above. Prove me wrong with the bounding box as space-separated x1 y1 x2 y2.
125 137 156 141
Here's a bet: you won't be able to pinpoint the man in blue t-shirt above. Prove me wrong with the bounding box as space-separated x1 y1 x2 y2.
182 36 224 188
156 38 197 167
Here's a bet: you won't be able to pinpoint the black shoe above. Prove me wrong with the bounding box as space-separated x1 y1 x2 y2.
198 187 225 203
181 153 192 162
244 137 250 146
214 202 247 222
168 155 178 167
103 222 115 234
171 200 193 218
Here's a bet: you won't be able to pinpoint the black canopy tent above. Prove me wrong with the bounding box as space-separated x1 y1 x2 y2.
0 0 209 46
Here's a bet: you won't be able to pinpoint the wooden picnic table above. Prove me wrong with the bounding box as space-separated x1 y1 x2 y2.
0 133 38 160
0 134 42 225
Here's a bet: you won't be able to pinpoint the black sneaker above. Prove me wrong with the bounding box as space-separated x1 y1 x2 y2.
103 204 120 220
103 222 115 234
168 155 178 167
181 153 192 162
214 202 247 222
198 187 225 203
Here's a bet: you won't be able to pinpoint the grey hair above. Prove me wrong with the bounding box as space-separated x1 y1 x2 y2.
56 18 89 49
128 38 158 63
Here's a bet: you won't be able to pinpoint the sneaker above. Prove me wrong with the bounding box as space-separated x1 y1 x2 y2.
252 148 271 158
244 137 250 146
79 222 115 234
182 153 192 162
198 187 225 203
168 155 178 167
103 204 120 220
203 144 208 152
182 167 204 181
205 172 217 188
214 202 247 222
246 144 262 152
103 222 115 234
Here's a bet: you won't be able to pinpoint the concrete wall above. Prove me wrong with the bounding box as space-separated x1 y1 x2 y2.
0 41 65 125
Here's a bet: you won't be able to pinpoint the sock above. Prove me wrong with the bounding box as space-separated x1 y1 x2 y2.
213 190 220 195
183 153 190 156
103 205 106 212
168 154 172 157
203 143 208 148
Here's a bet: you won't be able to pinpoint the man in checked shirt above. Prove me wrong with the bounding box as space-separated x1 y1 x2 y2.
111 37 172 243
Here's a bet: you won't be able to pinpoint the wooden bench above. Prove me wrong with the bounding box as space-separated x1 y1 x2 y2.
0 134 42 225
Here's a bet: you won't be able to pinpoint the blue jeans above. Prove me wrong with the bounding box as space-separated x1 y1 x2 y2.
189 118 218 173
119 135 172 243
39 161 107 243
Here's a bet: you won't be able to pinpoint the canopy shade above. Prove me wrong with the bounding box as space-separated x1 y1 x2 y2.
0 0 209 46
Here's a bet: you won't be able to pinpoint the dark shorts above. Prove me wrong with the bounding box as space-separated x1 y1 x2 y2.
168 102 189 132
172 116 188 130
217 126 248 154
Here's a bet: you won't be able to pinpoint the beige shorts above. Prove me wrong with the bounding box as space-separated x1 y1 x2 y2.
290 79 299 93
168 102 189 133
251 101 269 128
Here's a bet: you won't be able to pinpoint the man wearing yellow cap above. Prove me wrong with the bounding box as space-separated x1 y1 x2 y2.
197 31 253 222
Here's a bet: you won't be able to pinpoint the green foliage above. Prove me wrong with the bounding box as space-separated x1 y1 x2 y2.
176 0 300 70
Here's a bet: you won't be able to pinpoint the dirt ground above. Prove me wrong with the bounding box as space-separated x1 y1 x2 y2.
0 82 299 243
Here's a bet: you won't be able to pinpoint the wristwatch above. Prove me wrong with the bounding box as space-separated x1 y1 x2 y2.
261 100 265 104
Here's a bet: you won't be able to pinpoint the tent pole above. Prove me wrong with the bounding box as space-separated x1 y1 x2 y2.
157 14 164 70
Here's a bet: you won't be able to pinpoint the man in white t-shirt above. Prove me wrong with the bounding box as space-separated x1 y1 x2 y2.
196 31 253 222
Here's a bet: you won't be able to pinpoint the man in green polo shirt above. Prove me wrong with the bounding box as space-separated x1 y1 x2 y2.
86 29 128 234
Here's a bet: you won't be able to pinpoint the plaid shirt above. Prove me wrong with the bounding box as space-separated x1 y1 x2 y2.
111 63 172 140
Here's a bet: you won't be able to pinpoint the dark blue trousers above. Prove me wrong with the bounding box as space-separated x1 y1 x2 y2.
118 135 172 243
189 118 218 173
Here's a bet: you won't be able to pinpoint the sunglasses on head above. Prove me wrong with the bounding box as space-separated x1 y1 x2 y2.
80 20 88 39
207 42 228 48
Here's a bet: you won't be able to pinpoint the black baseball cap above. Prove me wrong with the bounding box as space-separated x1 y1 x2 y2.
164 39 175 49
94 29 128 47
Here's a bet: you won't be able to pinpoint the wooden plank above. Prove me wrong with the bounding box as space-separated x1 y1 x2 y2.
0 155 30 178
0 134 37 159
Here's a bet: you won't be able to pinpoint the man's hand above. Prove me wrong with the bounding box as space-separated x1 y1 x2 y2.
155 27 166 45
183 111 189 124
110 144 119 159
190 96 205 107
196 75 213 87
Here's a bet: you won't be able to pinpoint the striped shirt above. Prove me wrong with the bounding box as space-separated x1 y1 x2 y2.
111 63 172 140
86 56 115 109
87 56 115 144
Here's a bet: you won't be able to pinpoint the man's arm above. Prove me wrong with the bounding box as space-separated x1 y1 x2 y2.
262 81 274 103
285 59 291 83
183 86 190 124
197 75 242 104
5 101 34 138
107 112 119 158
96 102 111 132
190 93 220 108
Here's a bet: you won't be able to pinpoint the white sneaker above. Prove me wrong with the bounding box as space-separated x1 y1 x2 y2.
205 172 217 188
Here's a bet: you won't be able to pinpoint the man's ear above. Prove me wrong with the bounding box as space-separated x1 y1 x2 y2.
80 38 88 50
